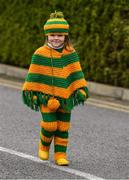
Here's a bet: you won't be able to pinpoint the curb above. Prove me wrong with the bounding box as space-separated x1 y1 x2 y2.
0 64 27 79
0 63 129 101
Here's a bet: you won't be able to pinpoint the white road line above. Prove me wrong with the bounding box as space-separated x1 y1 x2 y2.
0 146 105 180
1 78 129 114
87 101 129 114
89 98 129 110
1 80 129 114
0 81 21 89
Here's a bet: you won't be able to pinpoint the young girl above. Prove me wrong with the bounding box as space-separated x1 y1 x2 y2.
22 11 89 166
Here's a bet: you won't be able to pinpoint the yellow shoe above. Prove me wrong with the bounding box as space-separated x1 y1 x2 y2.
55 158 69 166
38 149 49 160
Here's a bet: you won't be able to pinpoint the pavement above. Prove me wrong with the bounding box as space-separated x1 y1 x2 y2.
0 63 129 102
0 63 129 179
0 81 129 179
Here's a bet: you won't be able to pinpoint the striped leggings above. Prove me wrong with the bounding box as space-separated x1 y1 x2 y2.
39 105 71 160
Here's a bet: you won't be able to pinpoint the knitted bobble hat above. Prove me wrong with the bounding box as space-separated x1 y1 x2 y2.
44 11 69 35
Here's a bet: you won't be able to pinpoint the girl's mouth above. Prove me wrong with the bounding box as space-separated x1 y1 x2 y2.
52 41 61 43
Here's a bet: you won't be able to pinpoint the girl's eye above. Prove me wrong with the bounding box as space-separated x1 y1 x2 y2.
50 34 64 37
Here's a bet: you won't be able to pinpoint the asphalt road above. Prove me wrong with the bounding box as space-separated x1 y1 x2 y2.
0 81 129 179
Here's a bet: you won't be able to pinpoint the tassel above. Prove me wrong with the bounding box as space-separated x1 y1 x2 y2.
22 88 89 112
84 86 89 98
77 89 86 102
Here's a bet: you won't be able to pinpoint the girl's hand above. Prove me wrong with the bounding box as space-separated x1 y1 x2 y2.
79 89 86 97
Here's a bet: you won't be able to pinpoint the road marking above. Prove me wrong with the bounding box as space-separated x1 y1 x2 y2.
0 80 22 90
87 101 129 114
89 98 129 110
0 146 105 180
0 78 129 113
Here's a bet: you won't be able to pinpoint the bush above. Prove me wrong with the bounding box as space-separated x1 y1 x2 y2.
0 0 129 87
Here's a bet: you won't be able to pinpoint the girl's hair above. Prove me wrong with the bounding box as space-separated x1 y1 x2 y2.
45 35 74 52
64 36 74 51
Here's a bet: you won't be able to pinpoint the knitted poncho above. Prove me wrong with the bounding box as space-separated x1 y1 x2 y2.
22 45 89 111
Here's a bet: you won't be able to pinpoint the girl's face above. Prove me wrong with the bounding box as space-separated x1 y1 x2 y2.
47 34 65 48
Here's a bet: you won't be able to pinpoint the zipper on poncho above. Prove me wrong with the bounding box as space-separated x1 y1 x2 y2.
50 48 64 97
50 49 55 97
61 54 64 68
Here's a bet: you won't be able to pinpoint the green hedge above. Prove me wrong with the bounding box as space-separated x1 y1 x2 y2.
0 0 129 88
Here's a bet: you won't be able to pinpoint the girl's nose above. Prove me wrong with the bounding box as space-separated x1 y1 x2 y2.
54 35 58 39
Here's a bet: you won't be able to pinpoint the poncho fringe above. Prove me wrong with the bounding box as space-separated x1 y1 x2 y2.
22 87 89 111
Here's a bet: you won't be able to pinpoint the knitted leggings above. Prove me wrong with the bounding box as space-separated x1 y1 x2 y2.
39 105 71 161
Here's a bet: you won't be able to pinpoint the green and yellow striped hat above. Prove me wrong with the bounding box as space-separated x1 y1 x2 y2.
44 11 69 35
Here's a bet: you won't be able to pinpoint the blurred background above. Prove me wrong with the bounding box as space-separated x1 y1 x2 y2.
0 0 129 88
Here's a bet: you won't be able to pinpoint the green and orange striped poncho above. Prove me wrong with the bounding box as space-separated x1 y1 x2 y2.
22 45 89 111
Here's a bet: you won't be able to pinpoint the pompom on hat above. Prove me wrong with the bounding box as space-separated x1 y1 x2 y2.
43 11 69 36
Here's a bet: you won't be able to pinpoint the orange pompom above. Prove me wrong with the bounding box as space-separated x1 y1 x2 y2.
47 98 60 111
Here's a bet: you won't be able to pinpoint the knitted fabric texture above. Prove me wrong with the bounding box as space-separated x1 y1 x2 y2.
44 11 69 35
40 104 71 159
22 45 89 111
